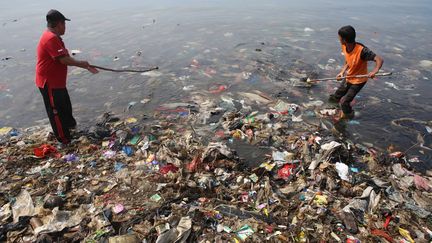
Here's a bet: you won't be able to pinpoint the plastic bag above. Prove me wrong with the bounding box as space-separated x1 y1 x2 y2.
277 164 296 180
34 144 58 158
12 190 35 223
335 162 350 181
159 163 179 175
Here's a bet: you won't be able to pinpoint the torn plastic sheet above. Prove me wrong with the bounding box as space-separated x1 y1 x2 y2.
272 151 291 163
202 142 234 161
335 162 350 181
413 174 431 191
155 228 177 243
175 216 192 243
12 190 35 223
0 203 11 223
404 203 431 219
108 234 140 243
272 100 298 114
321 141 341 151
34 205 94 235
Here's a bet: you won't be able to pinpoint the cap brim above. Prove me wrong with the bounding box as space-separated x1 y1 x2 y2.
65 18 71 21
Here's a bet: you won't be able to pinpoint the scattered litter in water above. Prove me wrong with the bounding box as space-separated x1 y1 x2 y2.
140 71 162 77
419 60 432 69
70 49 81 55
140 98 151 104
347 120 360 125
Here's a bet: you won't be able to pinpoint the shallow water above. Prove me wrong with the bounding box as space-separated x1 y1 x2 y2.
1 0 431 167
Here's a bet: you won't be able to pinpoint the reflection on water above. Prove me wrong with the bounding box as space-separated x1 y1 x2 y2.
0 0 431 167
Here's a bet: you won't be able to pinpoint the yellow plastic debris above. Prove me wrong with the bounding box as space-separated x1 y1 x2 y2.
314 195 328 205
0 127 12 135
259 162 276 171
398 227 414 243
298 231 307 242
125 117 137 124
232 130 242 139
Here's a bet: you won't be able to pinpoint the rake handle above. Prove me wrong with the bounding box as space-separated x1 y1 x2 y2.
308 72 392 82
90 65 158 73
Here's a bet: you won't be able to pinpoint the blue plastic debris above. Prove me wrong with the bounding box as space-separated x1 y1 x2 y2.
89 161 97 168
350 167 359 173
122 146 133 156
64 153 79 162
348 120 360 125
114 161 125 172
9 129 19 136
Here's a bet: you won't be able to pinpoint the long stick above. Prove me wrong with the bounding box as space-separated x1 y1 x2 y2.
306 72 392 82
90 65 159 73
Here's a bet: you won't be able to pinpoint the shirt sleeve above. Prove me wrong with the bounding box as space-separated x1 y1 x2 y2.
44 36 69 59
360 46 376 61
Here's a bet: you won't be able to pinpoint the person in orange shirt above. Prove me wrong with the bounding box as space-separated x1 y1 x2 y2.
329 25 383 119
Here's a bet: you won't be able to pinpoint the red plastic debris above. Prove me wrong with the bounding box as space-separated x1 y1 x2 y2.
383 215 392 229
265 225 274 234
186 155 202 172
346 236 361 243
33 144 59 158
277 164 296 180
240 192 249 202
159 163 179 175
198 197 209 203
389 151 403 158
215 130 225 138
371 229 395 243
209 85 227 94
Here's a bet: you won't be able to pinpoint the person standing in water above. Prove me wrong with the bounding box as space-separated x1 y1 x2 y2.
35 9 99 144
329 25 384 119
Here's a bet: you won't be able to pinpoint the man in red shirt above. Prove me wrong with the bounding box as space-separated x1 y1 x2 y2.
36 9 98 144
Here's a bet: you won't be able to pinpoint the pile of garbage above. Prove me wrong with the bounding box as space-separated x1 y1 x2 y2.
1 94 431 242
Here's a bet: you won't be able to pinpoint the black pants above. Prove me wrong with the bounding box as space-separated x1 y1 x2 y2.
39 85 76 144
330 81 366 114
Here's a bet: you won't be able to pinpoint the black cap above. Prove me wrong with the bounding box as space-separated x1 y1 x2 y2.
46 9 70 23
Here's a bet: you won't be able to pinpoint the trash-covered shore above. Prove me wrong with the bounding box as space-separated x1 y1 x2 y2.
1 93 431 243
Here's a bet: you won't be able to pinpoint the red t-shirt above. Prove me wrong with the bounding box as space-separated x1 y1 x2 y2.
35 30 69 89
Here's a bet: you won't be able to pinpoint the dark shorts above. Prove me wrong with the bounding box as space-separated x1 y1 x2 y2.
330 81 366 114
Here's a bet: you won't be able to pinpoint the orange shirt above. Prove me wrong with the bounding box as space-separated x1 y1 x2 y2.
342 43 368 84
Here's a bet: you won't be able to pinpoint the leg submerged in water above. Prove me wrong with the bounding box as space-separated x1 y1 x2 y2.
329 80 350 104
340 82 366 118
